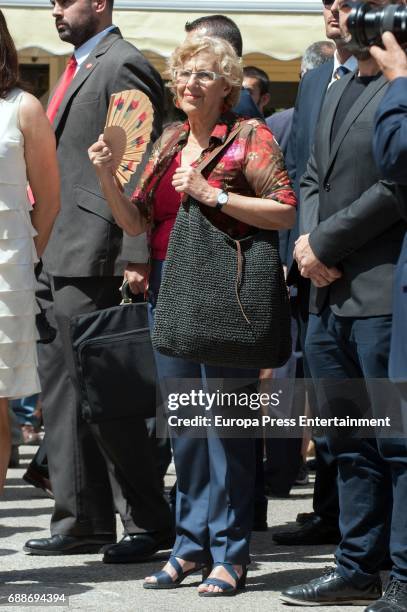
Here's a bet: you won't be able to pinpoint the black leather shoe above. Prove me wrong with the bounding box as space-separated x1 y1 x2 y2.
296 511 316 525
23 466 53 498
264 482 290 498
272 515 340 545
365 579 407 612
103 531 175 564
23 534 115 555
280 567 382 606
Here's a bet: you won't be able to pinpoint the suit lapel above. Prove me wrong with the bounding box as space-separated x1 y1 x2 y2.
325 73 388 176
53 62 98 130
314 60 334 116
307 61 334 141
52 29 122 132
318 72 352 175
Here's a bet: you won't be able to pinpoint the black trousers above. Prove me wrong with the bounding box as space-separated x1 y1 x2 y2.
264 303 303 496
38 274 172 537
295 279 339 525
306 309 406 585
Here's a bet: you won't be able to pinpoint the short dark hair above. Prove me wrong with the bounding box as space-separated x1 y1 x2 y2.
0 9 20 99
185 15 243 57
243 65 269 96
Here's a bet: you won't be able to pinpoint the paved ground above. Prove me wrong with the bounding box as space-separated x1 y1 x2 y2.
0 447 369 612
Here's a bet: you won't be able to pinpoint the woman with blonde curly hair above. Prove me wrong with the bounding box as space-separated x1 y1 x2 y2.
89 34 296 596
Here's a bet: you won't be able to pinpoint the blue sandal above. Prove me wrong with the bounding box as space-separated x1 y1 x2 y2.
143 556 209 589
198 562 247 597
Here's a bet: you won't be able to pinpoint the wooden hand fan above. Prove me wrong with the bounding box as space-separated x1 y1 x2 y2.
104 89 154 187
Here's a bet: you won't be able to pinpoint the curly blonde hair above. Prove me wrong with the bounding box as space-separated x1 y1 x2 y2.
167 35 243 110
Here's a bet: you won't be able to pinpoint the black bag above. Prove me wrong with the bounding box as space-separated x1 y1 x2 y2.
70 282 157 422
152 125 291 370
152 200 291 369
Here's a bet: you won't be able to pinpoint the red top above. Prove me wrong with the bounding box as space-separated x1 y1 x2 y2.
150 151 181 260
132 113 297 261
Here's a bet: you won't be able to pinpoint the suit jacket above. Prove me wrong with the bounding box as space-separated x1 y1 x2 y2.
283 60 333 273
233 88 264 119
373 76 407 379
42 29 164 277
266 107 294 156
374 76 407 220
302 72 406 317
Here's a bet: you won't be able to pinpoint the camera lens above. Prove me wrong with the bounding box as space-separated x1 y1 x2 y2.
347 2 407 48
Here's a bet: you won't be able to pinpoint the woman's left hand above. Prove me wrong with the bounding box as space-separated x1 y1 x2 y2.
172 166 219 207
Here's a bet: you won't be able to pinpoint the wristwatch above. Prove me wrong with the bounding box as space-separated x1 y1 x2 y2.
215 190 229 210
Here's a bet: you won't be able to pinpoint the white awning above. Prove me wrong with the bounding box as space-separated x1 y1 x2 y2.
1 0 324 13
2 4 326 61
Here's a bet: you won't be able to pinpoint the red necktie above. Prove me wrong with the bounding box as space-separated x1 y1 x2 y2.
28 56 77 205
47 55 77 123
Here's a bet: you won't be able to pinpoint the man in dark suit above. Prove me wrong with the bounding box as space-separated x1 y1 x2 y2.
267 107 294 155
368 31 407 612
272 2 356 546
24 0 173 560
265 41 336 505
280 0 407 606
372 30 407 386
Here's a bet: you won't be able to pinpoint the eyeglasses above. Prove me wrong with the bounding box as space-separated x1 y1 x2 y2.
173 69 223 84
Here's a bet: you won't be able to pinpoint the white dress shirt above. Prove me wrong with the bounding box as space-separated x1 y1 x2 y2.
328 51 358 88
73 25 116 75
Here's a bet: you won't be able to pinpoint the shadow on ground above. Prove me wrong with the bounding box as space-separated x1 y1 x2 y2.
0 506 54 518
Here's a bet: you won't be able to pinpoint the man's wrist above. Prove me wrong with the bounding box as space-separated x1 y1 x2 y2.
388 70 407 81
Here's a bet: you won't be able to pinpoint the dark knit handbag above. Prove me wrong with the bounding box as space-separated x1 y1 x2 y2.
152 126 291 369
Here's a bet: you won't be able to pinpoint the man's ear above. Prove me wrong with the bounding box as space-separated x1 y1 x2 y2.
94 0 109 14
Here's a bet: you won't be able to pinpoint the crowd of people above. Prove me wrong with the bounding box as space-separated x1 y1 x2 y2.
0 0 406 609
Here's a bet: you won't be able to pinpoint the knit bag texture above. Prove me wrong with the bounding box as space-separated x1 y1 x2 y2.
152 197 291 369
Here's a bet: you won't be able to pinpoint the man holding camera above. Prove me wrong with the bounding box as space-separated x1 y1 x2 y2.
368 29 407 612
371 31 407 387
279 0 407 609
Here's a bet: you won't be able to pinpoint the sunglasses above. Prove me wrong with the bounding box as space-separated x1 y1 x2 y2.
323 0 354 6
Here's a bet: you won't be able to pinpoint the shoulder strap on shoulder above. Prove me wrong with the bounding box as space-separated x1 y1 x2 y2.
195 122 245 173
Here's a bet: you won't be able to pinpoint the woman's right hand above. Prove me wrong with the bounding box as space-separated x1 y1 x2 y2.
88 134 114 178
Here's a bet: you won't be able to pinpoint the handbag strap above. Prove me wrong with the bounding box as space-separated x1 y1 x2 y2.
193 120 251 326
194 122 245 174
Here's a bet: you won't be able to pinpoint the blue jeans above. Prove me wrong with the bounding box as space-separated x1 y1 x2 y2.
306 309 407 585
148 260 256 565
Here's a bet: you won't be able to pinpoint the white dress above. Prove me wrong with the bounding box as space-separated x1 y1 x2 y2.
0 89 40 399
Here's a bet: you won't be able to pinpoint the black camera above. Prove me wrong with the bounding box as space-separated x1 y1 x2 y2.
347 2 407 47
